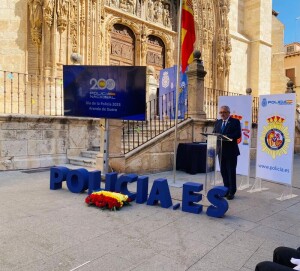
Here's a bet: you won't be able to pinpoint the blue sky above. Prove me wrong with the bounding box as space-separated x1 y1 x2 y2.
273 0 300 44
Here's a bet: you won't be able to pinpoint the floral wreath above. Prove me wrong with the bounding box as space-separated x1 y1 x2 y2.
85 191 131 211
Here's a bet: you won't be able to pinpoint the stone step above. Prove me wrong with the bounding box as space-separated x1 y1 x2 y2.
68 156 96 168
89 146 100 152
81 150 98 159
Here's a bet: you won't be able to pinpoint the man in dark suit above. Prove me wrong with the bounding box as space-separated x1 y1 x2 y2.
213 105 241 200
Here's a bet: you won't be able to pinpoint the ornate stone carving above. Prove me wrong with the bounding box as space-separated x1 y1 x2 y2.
28 0 43 45
87 1 93 63
69 0 77 20
218 0 231 75
154 0 163 23
147 52 163 66
217 30 225 72
166 49 172 67
162 4 171 28
128 0 137 14
111 0 120 8
194 0 231 88
107 0 173 29
43 0 55 28
24 0 183 81
224 38 232 75
141 26 148 63
80 0 85 35
146 1 154 21
219 0 230 27
119 0 127 11
116 0 136 14
56 0 69 33
70 0 78 53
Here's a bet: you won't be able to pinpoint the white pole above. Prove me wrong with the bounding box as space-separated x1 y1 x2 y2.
172 0 183 184
103 118 109 174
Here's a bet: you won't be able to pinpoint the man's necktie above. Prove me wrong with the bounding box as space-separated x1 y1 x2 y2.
221 121 226 133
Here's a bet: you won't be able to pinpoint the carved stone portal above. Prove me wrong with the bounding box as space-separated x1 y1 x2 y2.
26 0 231 91
110 24 135 66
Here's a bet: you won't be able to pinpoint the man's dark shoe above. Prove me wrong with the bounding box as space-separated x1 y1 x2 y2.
226 194 234 200
223 190 229 197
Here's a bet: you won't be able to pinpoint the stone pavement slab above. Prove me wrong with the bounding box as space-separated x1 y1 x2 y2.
1 157 300 270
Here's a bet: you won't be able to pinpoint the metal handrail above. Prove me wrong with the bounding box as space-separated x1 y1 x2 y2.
0 70 63 116
122 89 188 153
123 88 259 154
204 87 259 123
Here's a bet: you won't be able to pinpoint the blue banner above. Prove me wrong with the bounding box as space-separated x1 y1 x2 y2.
159 66 188 120
63 66 146 120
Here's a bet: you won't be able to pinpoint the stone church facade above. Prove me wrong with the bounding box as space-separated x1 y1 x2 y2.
0 0 286 98
0 0 295 172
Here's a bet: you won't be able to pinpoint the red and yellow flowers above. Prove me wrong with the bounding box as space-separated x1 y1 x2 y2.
85 191 131 211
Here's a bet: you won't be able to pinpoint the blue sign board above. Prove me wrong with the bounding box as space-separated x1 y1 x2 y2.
159 66 188 120
63 65 146 120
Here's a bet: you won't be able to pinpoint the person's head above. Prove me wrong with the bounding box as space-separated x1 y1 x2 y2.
219 105 230 120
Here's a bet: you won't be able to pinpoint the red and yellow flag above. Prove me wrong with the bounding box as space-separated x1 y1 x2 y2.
181 0 196 73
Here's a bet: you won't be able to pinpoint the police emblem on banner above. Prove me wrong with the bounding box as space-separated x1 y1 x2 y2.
260 115 290 159
231 113 243 144
161 71 170 89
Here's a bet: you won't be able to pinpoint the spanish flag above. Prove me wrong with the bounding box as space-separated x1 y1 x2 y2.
181 0 196 73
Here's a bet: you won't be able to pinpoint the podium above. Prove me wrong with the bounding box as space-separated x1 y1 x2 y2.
201 133 232 194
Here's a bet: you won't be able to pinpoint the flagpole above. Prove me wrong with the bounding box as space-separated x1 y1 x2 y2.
172 0 183 184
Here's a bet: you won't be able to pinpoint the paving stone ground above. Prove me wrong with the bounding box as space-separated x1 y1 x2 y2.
1 154 300 271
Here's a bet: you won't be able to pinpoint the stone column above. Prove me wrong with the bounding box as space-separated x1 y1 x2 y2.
107 119 125 172
186 50 207 119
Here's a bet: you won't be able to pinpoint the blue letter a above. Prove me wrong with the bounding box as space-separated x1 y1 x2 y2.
147 179 172 208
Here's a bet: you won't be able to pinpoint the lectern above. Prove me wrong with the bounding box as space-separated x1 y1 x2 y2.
201 133 232 194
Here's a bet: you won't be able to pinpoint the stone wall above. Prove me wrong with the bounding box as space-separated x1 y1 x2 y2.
271 16 287 95
228 0 280 96
228 35 249 93
285 53 300 105
0 115 100 170
0 0 27 72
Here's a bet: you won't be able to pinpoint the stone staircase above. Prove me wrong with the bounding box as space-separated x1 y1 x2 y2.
68 146 100 168
67 119 182 169
122 119 180 153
